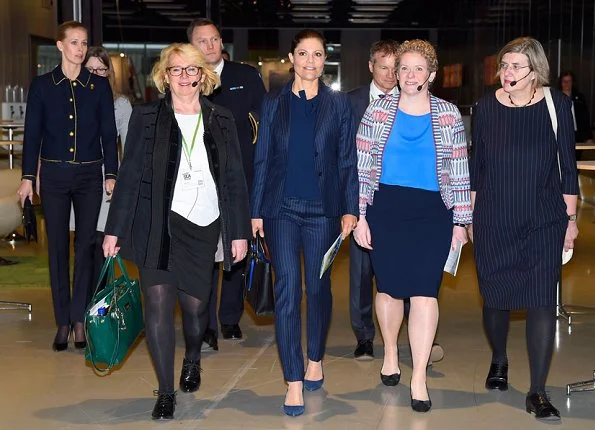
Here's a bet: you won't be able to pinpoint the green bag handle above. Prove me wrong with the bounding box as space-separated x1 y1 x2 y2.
85 254 136 375
91 254 132 298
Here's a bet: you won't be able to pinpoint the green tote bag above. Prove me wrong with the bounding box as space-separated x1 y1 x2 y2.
84 254 144 374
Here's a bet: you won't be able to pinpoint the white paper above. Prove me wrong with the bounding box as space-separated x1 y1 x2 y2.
319 233 343 279
88 297 109 316
562 248 573 265
443 241 462 276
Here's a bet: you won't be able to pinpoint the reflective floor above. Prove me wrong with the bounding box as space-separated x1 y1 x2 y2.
1 177 595 429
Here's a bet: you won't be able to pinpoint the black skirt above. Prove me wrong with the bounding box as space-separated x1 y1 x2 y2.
366 184 452 299
139 211 220 301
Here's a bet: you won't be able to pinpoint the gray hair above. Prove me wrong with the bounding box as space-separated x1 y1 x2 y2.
496 37 550 87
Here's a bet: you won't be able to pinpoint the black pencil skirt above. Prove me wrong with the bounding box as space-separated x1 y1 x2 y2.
139 211 220 301
366 184 452 299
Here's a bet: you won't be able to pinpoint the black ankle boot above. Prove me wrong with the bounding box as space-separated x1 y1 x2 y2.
485 361 508 391
152 390 176 420
526 392 561 421
179 358 202 393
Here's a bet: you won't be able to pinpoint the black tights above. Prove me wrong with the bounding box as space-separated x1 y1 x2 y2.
144 284 209 392
483 306 556 394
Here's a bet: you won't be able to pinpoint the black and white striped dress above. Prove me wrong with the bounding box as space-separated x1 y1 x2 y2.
470 90 579 309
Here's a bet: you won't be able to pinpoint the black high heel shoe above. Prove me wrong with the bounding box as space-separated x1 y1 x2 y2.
52 325 70 352
410 387 432 413
380 372 401 386
72 322 86 350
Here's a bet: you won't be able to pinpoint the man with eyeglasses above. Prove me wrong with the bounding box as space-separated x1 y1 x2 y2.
188 18 266 349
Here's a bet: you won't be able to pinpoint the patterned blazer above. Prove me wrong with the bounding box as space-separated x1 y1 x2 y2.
356 92 472 224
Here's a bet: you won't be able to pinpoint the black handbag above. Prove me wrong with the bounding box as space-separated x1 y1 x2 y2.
22 197 38 243
244 235 274 316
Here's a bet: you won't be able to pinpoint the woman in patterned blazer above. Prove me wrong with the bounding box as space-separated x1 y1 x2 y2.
353 39 471 413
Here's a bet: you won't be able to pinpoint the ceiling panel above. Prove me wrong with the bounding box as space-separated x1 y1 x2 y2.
101 0 545 43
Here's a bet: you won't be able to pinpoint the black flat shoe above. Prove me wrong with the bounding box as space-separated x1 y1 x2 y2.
179 358 201 393
380 372 400 386
52 325 70 352
221 324 243 340
354 340 374 361
152 390 176 420
485 361 508 391
526 392 561 421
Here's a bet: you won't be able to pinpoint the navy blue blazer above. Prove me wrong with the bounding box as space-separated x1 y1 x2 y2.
348 85 370 124
251 80 359 219
22 66 118 180
208 60 266 188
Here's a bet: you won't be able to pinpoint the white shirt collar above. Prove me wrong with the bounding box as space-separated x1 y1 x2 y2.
369 81 398 101
213 59 224 76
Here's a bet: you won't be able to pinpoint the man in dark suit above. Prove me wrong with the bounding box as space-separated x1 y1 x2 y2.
188 18 266 347
349 40 445 365
348 40 400 361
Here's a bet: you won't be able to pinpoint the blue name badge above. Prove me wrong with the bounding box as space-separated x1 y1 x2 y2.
229 86 244 91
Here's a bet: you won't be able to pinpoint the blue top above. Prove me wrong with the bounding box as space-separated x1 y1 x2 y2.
380 108 439 191
284 90 322 200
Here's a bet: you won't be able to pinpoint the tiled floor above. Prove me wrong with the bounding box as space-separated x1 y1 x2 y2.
1 173 595 429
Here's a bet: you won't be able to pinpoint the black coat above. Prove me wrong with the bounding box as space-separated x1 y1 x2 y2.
208 60 267 189
104 93 251 271
347 85 370 125
570 91 592 142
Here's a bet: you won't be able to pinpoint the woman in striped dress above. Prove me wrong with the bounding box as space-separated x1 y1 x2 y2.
470 37 579 422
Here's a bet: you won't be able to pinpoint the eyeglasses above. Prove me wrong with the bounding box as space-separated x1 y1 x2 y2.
166 66 201 76
499 63 531 72
86 67 109 75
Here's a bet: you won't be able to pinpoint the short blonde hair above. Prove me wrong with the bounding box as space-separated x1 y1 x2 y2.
151 43 219 95
396 39 438 72
496 37 550 87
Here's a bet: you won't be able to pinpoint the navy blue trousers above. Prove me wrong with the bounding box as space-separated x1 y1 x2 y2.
265 198 339 382
207 259 247 333
349 238 375 342
40 162 102 326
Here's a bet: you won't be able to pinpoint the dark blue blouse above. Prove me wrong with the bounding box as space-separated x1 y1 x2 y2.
283 90 321 200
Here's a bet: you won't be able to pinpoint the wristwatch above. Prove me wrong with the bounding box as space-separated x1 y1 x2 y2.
568 214 577 222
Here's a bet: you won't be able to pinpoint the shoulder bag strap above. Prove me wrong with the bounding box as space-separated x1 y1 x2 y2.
543 86 562 180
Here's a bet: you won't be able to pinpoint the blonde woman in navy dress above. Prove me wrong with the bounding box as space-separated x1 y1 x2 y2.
354 39 471 413
470 37 579 421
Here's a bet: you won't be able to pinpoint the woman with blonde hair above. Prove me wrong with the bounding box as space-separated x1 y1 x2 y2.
354 39 471 413
103 43 251 420
470 37 578 422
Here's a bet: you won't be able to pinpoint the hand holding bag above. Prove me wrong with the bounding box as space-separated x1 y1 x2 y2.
84 254 144 374
243 234 274 316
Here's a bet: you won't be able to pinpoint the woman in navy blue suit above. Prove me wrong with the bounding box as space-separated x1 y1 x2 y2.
251 29 359 417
